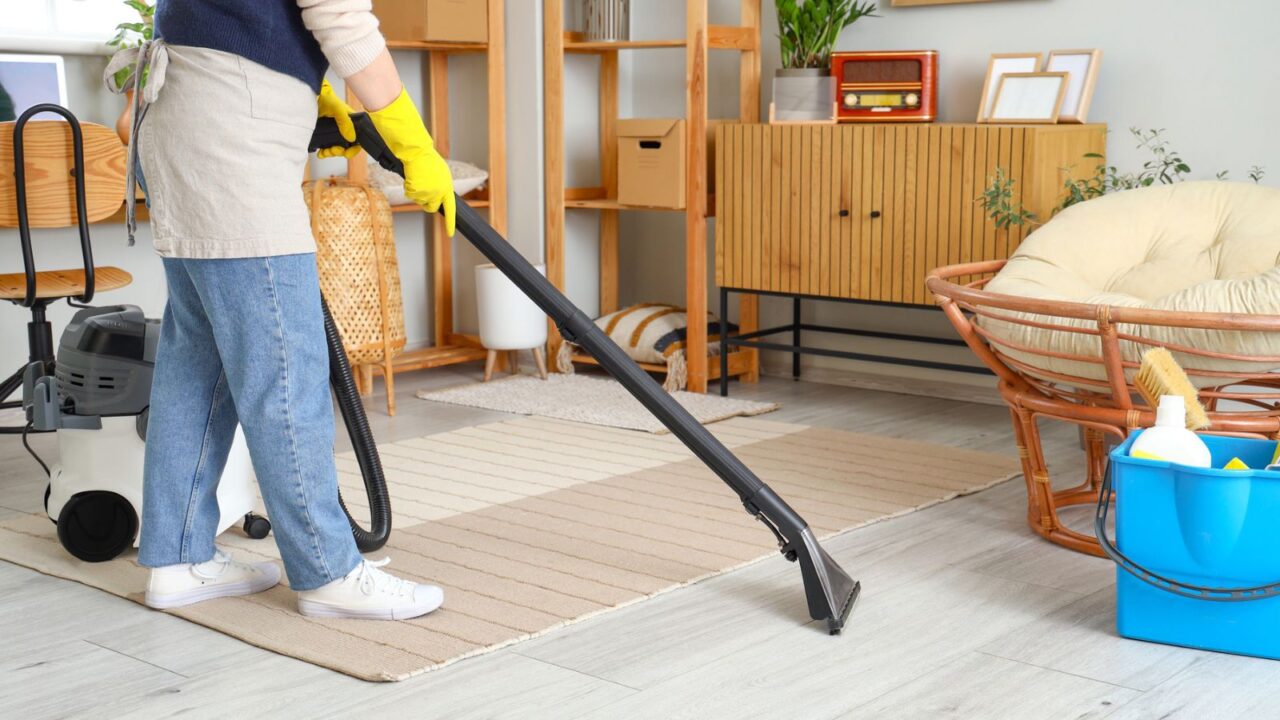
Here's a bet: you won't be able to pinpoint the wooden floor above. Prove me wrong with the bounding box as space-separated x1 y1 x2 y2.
4 366 1279 719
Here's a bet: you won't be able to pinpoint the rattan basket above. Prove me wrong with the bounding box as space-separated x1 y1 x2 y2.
304 178 405 414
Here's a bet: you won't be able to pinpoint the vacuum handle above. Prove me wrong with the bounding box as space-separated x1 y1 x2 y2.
310 113 405 177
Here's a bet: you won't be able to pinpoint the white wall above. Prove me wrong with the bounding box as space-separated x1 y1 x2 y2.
8 1 1280 387
607 0 1280 385
0 1 544 374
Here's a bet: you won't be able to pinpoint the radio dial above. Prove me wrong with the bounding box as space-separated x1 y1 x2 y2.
843 93 859 108
905 93 919 107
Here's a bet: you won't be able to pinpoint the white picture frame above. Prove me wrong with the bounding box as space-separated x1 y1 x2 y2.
988 72 1068 124
1044 49 1102 123
976 53 1042 122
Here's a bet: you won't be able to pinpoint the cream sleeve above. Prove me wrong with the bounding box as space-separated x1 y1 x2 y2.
296 0 387 78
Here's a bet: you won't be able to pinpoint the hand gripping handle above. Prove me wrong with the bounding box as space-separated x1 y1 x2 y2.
310 114 405 178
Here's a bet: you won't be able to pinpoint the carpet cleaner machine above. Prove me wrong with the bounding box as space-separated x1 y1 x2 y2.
15 104 859 634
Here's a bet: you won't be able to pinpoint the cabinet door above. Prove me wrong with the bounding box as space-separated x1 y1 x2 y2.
717 125 862 297
716 123 759 292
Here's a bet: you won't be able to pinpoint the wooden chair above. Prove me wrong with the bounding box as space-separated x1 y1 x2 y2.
928 260 1280 556
0 105 130 432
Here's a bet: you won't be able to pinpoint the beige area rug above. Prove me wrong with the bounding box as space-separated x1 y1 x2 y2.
416 373 779 433
0 417 1020 682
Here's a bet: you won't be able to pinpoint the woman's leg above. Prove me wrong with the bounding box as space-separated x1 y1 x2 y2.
139 258 239 567
181 253 362 591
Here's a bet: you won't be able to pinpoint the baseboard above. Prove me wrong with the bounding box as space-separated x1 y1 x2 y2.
763 363 1005 406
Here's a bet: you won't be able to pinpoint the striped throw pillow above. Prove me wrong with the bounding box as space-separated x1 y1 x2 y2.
556 303 736 391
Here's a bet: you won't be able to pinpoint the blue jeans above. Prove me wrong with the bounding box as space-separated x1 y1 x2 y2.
138 254 362 591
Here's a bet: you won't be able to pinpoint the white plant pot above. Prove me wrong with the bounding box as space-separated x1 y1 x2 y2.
773 68 835 122
475 263 548 351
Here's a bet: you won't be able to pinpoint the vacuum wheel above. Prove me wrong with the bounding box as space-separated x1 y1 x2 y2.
56 491 138 563
243 513 272 540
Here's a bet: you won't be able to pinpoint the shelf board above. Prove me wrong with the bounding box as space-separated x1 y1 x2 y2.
390 196 489 214
564 198 682 211
570 349 753 380
564 196 716 216
566 38 686 52
373 345 488 375
386 39 487 52
563 26 757 53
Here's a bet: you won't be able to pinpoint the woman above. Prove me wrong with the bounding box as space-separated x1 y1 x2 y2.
120 0 453 620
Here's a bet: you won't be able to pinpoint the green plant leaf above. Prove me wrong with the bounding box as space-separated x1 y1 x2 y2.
776 0 877 69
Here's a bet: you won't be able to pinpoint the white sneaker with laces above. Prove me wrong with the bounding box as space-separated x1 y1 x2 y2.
145 549 281 609
297 558 444 620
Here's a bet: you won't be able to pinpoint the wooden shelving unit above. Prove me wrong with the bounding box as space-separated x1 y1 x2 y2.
543 0 763 393
347 0 508 377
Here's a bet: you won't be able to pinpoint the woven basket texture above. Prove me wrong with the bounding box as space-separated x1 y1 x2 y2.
304 179 406 365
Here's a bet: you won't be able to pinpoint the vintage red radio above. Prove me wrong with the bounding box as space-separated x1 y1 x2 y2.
832 50 938 123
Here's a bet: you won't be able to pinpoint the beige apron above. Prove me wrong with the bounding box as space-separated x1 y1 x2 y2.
106 42 318 259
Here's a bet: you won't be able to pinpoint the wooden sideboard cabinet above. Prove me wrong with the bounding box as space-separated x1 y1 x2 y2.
714 123 1106 305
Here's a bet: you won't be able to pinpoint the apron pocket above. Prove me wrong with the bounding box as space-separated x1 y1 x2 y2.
240 57 315 130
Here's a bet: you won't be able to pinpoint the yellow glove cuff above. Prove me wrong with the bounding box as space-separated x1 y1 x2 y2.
367 89 436 160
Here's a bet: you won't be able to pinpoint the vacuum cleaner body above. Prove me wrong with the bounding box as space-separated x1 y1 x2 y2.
30 305 259 562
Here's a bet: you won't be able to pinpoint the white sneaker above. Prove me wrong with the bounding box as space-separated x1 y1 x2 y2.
145 549 281 609
297 558 443 620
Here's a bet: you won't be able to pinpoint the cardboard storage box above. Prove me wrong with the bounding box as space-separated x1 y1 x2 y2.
618 119 687 209
372 0 488 44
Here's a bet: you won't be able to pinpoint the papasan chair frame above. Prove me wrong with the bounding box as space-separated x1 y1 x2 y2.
928 260 1280 556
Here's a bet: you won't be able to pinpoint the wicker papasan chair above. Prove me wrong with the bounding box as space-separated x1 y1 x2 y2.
927 181 1280 556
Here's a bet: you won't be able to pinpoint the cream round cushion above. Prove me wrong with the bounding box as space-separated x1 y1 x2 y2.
980 181 1280 386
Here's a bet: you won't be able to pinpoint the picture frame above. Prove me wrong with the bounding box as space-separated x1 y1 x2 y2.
1044 49 1102 123
976 53 1042 122
988 72 1068 124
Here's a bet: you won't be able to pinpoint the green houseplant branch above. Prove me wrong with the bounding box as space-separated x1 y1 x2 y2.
107 0 155 89
776 0 878 70
979 127 1267 229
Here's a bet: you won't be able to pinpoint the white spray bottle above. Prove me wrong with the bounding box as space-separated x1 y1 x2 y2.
1128 395 1211 468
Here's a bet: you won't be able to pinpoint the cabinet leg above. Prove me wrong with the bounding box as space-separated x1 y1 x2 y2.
719 287 730 397
532 347 548 379
792 297 802 381
484 350 498 382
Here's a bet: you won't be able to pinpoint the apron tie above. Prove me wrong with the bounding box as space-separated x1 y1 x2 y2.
104 39 168 246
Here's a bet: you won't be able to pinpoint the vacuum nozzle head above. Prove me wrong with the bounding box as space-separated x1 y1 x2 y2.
793 527 860 634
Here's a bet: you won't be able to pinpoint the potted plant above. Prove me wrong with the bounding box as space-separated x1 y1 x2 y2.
108 0 154 143
773 0 877 122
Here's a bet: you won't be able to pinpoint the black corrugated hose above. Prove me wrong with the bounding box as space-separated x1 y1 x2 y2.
321 297 390 552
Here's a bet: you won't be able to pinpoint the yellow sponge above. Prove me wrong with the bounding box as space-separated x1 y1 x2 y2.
1130 449 1167 461
1225 457 1251 471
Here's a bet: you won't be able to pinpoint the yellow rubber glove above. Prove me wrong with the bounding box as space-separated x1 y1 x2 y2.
367 89 456 236
316 79 359 159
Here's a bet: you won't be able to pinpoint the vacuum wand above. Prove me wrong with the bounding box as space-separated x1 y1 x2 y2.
311 115 860 634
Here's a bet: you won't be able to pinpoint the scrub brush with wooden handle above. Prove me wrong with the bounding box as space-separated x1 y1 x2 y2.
1134 347 1210 430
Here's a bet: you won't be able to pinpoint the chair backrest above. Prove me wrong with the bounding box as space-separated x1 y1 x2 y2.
0 119 127 229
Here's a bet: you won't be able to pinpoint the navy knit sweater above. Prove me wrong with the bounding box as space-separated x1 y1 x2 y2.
155 0 329 92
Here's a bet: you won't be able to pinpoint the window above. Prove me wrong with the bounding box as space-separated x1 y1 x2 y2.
2 0 139 54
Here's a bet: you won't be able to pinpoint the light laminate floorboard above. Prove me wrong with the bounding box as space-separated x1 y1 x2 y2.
2 369 1276 719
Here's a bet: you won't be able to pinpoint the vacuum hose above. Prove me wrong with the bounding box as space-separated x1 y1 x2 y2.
321 297 391 552
310 116 399 553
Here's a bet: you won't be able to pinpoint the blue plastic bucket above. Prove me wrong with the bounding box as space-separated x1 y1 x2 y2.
1104 432 1280 659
